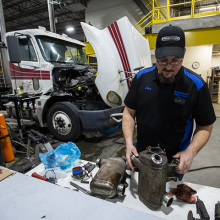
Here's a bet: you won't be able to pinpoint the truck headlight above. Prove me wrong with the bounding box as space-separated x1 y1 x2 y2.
107 91 122 106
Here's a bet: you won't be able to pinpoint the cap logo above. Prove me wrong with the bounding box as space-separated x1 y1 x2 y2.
161 36 180 41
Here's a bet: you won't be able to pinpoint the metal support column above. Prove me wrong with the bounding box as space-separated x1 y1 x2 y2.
0 0 12 89
47 0 56 33
166 0 170 21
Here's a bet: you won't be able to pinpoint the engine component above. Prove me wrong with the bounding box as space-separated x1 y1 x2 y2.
131 146 178 210
90 156 127 198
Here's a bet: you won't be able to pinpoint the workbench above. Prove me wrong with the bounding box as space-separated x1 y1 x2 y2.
1 159 220 220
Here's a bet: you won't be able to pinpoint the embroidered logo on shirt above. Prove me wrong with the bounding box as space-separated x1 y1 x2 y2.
145 87 151 90
174 91 188 98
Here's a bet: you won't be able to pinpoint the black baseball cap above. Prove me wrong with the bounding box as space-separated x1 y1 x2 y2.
155 25 185 59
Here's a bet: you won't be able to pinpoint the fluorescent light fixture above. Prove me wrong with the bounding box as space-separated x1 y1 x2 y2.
67 27 74 32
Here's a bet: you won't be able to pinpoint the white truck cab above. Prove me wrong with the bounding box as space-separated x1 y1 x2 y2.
4 17 151 141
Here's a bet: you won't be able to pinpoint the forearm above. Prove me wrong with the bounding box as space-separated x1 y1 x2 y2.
122 106 136 147
174 123 213 174
122 106 138 171
187 124 213 156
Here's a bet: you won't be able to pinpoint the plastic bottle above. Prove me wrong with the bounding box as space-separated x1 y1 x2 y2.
16 87 23 95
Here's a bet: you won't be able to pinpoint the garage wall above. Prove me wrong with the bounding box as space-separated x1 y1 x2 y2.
211 56 220 68
85 0 145 30
183 45 212 81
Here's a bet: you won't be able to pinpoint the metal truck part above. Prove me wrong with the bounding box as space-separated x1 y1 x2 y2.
90 156 127 198
131 146 179 210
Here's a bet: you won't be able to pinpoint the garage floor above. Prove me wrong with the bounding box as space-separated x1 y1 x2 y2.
3 103 220 189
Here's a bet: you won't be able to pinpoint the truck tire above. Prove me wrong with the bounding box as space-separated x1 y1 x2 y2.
47 102 83 142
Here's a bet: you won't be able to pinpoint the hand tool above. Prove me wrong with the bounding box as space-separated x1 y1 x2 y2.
187 210 194 220
196 196 210 220
31 172 56 184
80 180 89 184
70 181 94 196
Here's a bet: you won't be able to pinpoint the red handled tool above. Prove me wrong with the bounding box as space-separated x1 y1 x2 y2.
31 172 56 184
32 172 49 181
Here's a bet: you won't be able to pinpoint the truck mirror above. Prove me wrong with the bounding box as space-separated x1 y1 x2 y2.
107 91 122 106
6 36 21 63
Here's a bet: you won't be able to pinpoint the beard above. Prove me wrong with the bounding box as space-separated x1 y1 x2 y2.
158 69 176 84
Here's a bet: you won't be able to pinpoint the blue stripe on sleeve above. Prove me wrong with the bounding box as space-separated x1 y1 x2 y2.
184 70 203 91
179 114 194 151
137 66 156 78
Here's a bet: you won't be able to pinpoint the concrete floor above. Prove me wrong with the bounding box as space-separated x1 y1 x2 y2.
3 103 220 189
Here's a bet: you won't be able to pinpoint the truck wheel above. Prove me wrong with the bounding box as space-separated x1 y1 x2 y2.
47 102 83 142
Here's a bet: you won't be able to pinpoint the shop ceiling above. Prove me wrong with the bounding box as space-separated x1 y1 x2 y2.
2 0 87 37
2 0 220 55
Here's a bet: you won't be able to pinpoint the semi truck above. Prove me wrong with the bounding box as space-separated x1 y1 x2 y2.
1 16 151 141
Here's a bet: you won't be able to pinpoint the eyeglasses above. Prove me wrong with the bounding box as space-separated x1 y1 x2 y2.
157 60 183 67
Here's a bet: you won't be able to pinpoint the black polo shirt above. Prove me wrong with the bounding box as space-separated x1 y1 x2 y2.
124 65 216 161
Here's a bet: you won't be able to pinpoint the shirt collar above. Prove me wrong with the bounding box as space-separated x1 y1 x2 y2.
153 66 184 84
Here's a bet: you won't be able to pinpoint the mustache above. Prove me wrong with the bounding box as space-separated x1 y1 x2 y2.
162 68 174 72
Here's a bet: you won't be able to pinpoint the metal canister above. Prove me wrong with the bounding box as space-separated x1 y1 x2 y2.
90 156 127 198
131 146 174 210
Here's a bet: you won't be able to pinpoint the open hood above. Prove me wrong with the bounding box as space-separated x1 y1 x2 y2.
81 16 152 107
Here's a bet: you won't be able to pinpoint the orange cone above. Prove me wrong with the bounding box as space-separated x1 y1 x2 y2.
0 112 14 162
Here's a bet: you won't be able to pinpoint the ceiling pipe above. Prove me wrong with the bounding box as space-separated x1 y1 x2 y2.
47 0 56 33
0 0 6 42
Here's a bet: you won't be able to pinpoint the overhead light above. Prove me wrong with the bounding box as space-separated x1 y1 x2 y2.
66 27 74 32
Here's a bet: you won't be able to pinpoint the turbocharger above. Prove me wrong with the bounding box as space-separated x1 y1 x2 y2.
90 156 127 198
131 146 179 210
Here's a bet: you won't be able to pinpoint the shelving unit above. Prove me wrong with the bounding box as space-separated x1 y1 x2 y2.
209 68 220 104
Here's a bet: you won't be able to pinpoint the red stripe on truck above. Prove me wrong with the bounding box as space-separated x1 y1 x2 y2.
108 22 132 89
9 62 50 80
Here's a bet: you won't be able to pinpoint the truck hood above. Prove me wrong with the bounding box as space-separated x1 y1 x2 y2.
81 16 152 107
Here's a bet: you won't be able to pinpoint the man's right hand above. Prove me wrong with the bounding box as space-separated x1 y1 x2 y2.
126 145 139 172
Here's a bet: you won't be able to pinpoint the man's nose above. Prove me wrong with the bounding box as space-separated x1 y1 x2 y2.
166 63 172 70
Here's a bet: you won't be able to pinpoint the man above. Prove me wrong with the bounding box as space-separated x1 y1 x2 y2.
123 25 216 175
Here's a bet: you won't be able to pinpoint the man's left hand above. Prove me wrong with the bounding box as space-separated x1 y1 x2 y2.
173 149 194 174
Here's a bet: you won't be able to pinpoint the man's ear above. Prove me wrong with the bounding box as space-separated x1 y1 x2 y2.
184 48 186 55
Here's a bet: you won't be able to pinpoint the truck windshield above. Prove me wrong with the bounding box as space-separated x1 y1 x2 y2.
35 35 88 65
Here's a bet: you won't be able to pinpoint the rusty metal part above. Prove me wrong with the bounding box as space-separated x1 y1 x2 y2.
131 146 178 210
90 156 127 198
